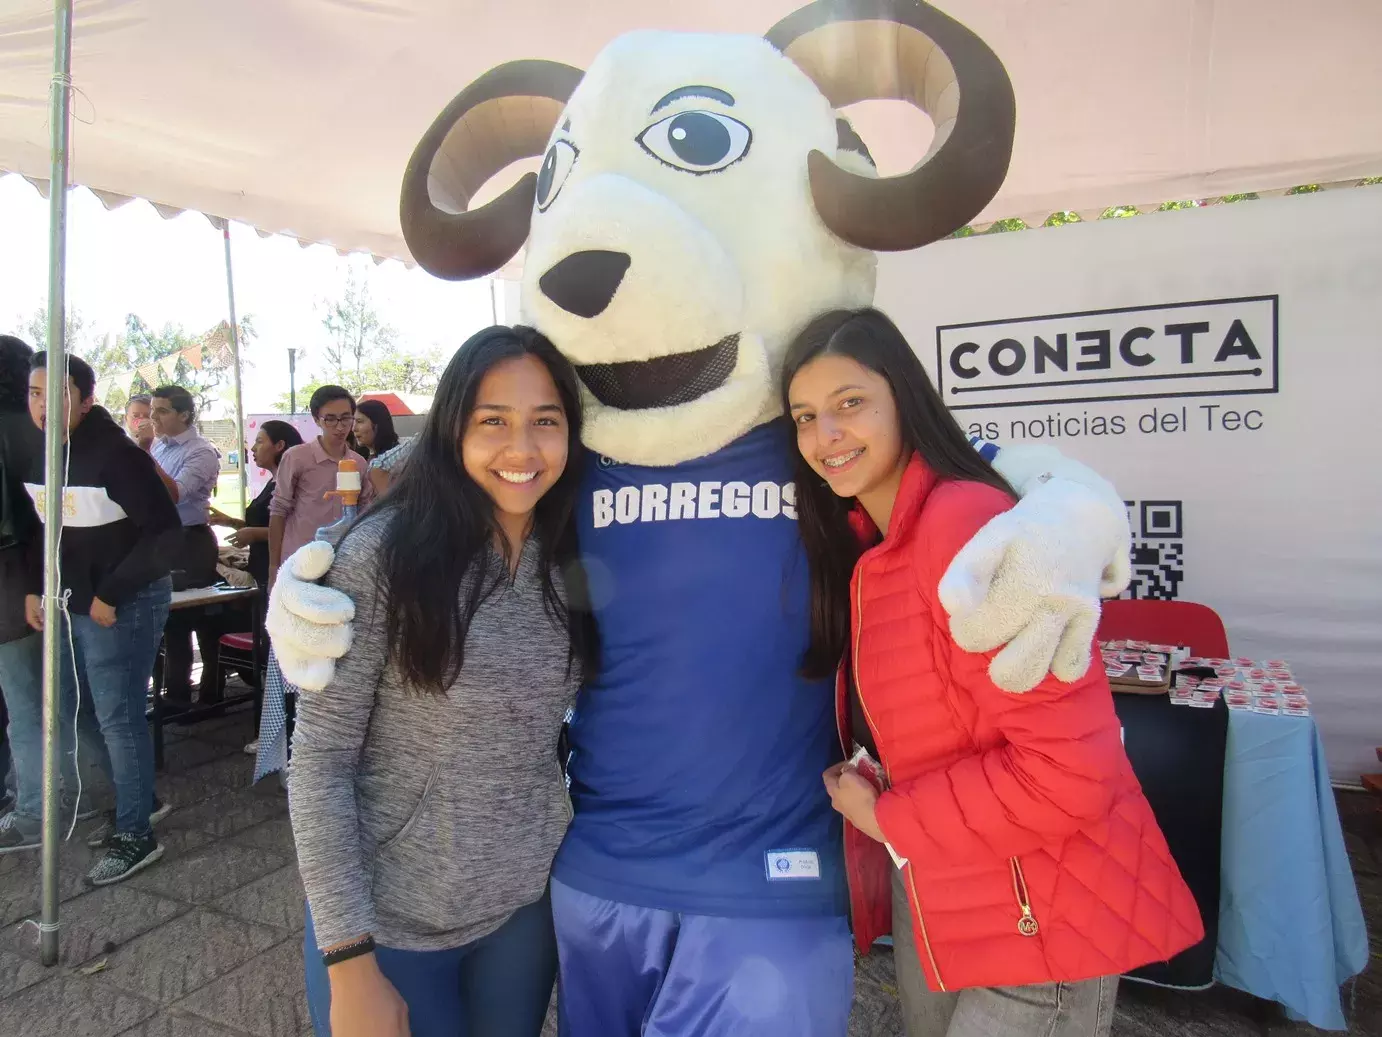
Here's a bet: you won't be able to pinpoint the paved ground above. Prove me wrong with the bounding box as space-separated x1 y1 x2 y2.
0 701 1375 1037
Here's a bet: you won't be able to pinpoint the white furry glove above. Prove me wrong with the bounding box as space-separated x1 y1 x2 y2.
264 541 355 691
939 446 1132 692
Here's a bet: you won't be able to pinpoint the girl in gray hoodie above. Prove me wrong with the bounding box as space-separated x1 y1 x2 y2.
290 325 596 1037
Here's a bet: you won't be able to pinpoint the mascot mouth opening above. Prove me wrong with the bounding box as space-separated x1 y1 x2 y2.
576 334 740 410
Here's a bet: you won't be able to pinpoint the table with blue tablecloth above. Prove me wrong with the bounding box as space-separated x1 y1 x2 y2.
1113 694 1367 1031
1213 709 1369 1031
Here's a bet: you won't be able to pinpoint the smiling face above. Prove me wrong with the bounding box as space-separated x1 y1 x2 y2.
460 355 570 536
518 32 878 466
788 353 908 505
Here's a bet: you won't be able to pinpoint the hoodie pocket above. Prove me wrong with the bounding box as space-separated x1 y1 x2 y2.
377 762 441 855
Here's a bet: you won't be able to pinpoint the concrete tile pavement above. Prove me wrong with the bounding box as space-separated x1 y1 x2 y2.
0 703 1373 1036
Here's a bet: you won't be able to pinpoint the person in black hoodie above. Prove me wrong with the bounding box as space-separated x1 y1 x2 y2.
26 352 179 886
0 336 112 855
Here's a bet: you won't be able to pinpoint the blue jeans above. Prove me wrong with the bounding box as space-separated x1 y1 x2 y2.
0 629 110 831
70 578 171 838
551 878 854 1037
303 890 558 1037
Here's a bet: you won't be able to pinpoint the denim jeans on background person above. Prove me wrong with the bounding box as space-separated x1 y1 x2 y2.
0 629 111 833
70 577 171 838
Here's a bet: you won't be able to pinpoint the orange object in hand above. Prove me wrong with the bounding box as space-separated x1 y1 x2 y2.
324 458 362 507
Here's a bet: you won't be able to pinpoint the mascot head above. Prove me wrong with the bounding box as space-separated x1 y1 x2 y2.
399 0 1014 466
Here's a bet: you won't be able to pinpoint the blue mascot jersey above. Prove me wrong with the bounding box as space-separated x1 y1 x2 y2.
553 419 849 918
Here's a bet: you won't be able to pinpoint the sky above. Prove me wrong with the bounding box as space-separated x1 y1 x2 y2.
0 174 497 417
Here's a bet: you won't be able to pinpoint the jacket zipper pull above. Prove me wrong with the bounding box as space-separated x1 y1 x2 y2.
1010 858 1040 937
1017 903 1039 937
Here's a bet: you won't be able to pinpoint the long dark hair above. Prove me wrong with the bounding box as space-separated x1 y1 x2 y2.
348 325 595 694
258 419 303 470
780 308 1015 679
355 399 400 458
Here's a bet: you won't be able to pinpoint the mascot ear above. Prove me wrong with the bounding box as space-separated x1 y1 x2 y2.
766 0 1015 251
400 60 585 280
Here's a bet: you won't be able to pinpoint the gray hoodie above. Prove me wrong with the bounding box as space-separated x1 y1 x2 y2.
288 513 578 951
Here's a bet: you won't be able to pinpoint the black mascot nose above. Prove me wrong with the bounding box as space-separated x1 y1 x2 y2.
539 250 631 318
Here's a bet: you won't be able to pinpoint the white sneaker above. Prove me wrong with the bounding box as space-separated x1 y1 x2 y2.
244 739 260 756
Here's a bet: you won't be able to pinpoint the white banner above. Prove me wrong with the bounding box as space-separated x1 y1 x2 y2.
877 188 1382 784
245 414 322 499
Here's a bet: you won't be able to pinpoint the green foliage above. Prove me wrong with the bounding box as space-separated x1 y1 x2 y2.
273 348 443 412
984 217 1028 234
20 306 88 353
318 271 396 381
1099 205 1140 220
1043 211 1083 227
1286 184 1320 195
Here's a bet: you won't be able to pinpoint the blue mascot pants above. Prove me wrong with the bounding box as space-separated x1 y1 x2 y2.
304 890 557 1037
551 878 853 1037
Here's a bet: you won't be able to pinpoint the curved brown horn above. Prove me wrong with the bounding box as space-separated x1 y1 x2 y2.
400 60 585 280
766 0 1015 251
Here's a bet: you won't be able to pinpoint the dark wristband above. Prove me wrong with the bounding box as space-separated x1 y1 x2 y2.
321 934 376 967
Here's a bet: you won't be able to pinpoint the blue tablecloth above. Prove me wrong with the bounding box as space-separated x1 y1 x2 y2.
1215 710 1369 1030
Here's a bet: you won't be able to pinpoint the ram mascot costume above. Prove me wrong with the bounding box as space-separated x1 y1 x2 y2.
270 1 1132 1033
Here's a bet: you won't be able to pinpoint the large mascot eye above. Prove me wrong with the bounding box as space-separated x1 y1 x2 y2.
636 111 751 174
536 140 579 212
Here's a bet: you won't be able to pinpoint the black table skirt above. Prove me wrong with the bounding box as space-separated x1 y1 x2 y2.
1114 692 1229 989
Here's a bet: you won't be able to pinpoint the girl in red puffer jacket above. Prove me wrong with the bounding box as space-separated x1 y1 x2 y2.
781 308 1202 1037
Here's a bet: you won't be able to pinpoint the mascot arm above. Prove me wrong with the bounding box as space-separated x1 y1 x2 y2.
938 444 1132 693
265 541 356 691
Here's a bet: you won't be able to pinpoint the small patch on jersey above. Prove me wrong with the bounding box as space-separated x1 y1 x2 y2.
765 849 820 881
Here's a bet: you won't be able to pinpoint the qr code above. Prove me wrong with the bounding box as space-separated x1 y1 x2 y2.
1122 500 1184 601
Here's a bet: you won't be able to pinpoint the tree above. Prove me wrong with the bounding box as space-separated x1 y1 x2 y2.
319 272 396 381
271 348 443 412
87 314 256 418
359 350 443 395
20 305 89 353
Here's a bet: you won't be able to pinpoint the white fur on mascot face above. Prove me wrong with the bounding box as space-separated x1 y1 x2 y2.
518 32 879 465
399 0 1015 467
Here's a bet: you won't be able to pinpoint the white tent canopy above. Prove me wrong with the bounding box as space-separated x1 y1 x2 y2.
2 0 1380 262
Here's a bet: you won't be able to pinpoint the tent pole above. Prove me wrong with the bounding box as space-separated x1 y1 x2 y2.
222 223 247 516
39 0 75 968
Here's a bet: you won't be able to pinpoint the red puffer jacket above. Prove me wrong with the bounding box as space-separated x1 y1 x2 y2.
838 456 1203 992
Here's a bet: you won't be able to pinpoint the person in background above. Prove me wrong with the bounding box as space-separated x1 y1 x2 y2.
292 325 593 1037
27 353 180 885
0 335 110 854
124 393 151 441
352 400 399 462
143 385 224 707
782 309 1201 1037
354 399 404 498
268 386 374 595
366 434 414 498
255 387 373 784
209 420 303 755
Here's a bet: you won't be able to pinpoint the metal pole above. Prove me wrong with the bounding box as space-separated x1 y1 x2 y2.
287 348 297 414
40 0 75 968
222 223 247 515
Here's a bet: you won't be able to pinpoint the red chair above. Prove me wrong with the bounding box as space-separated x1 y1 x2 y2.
1097 599 1230 658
